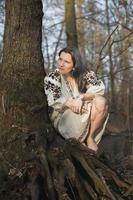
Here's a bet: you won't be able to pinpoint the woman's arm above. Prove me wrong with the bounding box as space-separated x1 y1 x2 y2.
64 98 83 113
81 70 105 101
44 71 83 113
44 70 67 111
79 93 95 101
64 71 105 113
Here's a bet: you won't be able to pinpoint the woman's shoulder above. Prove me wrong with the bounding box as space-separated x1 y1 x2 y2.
82 70 96 79
83 70 101 85
44 69 61 87
44 69 61 81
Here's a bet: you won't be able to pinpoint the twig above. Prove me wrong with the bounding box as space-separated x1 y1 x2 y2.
124 184 133 196
99 25 119 58
113 30 133 43
1 94 6 114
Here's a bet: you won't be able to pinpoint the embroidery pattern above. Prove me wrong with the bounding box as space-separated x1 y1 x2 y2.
65 79 75 99
44 69 61 101
44 69 102 104
84 71 101 86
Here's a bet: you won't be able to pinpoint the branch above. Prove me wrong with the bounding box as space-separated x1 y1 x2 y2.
46 20 64 29
52 22 64 69
119 22 133 33
113 30 133 43
99 25 119 57
114 66 133 75
101 43 131 66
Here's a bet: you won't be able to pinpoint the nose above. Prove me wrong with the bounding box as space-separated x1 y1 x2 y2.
59 60 64 67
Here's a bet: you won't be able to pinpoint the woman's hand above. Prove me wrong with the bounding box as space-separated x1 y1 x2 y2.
64 93 95 113
81 93 95 101
65 98 83 113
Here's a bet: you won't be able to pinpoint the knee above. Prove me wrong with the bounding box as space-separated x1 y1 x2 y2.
93 95 108 113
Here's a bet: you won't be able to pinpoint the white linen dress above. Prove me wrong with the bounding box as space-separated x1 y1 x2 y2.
44 69 109 144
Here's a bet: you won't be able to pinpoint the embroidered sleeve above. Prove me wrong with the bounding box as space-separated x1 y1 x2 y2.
84 71 105 95
44 70 66 111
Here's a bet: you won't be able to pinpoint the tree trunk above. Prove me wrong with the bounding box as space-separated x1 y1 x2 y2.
105 0 116 110
65 0 78 47
76 0 86 57
0 0 46 131
0 0 47 189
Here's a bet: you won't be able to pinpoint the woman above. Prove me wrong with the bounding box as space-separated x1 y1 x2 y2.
44 47 109 153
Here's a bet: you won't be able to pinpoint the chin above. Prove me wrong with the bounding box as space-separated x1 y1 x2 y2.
59 70 66 74
58 69 71 76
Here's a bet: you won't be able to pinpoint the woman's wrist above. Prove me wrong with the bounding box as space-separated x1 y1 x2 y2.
79 93 96 101
64 99 73 108
78 94 85 101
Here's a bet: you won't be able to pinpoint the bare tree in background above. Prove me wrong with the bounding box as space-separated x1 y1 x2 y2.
0 0 4 61
65 0 78 47
76 0 86 57
105 0 116 109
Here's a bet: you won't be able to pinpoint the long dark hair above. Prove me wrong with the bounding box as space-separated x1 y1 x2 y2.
58 47 88 92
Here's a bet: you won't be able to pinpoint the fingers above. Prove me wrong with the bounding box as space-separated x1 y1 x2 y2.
81 108 86 113
68 99 84 114
71 106 81 113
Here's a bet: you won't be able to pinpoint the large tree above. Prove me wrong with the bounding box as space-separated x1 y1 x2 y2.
0 1 132 200
0 0 46 130
0 0 47 197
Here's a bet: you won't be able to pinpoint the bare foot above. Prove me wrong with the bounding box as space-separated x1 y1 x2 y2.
86 137 98 152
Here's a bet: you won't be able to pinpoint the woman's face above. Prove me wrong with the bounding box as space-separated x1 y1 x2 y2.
58 52 74 76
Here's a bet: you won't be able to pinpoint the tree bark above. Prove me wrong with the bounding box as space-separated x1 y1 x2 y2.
105 0 116 110
65 0 78 47
0 0 46 131
76 0 86 57
0 0 47 192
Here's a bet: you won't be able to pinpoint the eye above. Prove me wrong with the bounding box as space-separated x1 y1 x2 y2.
65 60 69 64
58 57 62 61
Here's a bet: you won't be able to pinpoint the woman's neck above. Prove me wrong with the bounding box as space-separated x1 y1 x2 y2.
62 74 74 81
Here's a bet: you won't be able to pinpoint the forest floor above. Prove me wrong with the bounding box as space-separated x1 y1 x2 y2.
0 132 132 200
0 112 133 199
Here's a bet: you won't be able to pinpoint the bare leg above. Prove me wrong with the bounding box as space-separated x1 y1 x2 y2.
86 95 108 152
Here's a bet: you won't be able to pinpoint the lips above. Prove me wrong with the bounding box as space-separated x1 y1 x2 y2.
59 67 64 71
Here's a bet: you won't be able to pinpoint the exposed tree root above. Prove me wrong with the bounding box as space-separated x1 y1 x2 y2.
27 127 133 200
